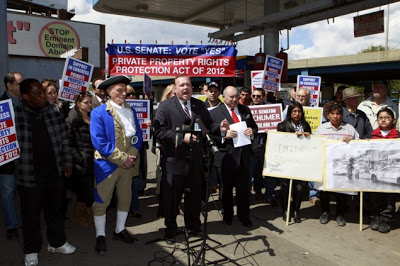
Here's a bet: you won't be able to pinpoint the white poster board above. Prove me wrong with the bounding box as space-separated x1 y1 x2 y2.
263 131 327 181
324 139 400 193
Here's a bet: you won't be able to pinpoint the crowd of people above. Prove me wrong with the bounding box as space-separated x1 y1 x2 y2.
0 72 399 265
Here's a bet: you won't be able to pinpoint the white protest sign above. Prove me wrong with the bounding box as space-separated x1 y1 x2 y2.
263 131 327 181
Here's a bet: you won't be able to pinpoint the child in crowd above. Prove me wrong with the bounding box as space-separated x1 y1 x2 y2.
369 107 399 233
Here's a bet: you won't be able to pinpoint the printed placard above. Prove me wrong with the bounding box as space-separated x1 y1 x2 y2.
107 44 237 77
251 70 263 91
0 100 20 166
126 99 151 141
297 75 321 107
59 57 94 102
262 55 284 93
249 104 282 132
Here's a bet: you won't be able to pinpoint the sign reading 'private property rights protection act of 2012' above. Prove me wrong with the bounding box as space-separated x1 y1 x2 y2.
106 44 237 77
0 100 20 166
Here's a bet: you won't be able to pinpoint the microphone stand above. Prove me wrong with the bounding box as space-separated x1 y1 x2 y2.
191 136 232 265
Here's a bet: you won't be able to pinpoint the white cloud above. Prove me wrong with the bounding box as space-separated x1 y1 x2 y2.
68 1 400 60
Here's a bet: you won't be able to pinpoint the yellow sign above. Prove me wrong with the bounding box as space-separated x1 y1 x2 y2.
38 22 80 57
303 107 323 133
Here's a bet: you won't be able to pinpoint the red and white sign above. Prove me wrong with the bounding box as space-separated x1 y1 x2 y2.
0 100 20 166
354 10 384 38
249 104 283 132
106 44 237 77
251 70 264 92
59 58 94 102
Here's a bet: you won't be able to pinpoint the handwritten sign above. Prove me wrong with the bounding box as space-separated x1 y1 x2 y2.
0 100 20 166
263 131 327 181
303 107 323 133
249 104 282 132
126 99 151 141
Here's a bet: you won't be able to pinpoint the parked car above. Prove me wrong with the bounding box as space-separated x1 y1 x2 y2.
370 165 400 185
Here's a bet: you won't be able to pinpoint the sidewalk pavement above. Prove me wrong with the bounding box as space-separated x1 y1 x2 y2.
1 150 399 265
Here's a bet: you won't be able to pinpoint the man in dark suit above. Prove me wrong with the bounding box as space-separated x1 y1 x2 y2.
155 74 216 241
210 86 257 227
91 77 106 109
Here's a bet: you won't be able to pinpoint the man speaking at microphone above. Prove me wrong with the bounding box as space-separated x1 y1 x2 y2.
155 74 217 241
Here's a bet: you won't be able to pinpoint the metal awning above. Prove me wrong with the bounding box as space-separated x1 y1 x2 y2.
93 0 399 42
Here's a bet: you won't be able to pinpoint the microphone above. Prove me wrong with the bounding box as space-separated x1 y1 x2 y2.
175 127 180 149
196 119 219 154
182 117 192 131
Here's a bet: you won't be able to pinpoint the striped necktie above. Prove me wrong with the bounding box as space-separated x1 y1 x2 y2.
183 102 191 118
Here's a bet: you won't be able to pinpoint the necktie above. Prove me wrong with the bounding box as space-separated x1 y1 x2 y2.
183 102 191 118
231 108 240 123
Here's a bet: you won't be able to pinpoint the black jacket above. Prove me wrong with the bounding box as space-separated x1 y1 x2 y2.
210 104 258 168
65 107 94 176
277 120 312 134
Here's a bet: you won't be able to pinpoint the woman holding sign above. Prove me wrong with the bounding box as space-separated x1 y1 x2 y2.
277 102 311 223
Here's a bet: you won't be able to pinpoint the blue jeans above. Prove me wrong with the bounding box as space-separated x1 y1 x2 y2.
130 177 139 213
308 182 319 199
0 174 19 229
264 177 277 200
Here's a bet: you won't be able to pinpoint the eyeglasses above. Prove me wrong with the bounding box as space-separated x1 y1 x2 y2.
378 116 393 121
252 95 262 98
296 95 307 98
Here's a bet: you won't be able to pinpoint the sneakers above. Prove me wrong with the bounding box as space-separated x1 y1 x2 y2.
336 215 346 227
25 253 38 266
319 212 329 224
47 242 76 254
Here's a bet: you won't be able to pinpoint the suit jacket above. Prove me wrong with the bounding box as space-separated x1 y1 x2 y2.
92 95 104 110
209 104 258 168
90 101 143 187
155 96 215 175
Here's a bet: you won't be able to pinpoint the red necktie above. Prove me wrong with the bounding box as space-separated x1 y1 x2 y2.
231 108 240 123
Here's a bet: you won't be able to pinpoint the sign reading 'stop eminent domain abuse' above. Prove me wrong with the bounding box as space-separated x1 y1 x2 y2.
39 21 80 57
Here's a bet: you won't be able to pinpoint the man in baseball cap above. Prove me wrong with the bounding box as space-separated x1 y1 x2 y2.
204 81 222 109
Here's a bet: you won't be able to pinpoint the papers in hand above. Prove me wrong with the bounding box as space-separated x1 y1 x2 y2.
229 121 251 148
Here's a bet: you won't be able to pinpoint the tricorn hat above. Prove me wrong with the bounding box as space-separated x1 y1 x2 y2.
97 75 131 90
342 87 361 100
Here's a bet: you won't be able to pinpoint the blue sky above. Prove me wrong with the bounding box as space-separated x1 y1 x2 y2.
69 0 400 60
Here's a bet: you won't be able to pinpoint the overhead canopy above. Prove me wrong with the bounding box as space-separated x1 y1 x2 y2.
93 0 398 42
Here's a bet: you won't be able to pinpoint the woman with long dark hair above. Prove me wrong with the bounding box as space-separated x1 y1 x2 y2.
66 91 94 227
277 102 311 223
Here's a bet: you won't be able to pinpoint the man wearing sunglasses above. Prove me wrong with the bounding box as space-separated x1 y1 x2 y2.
250 88 278 206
